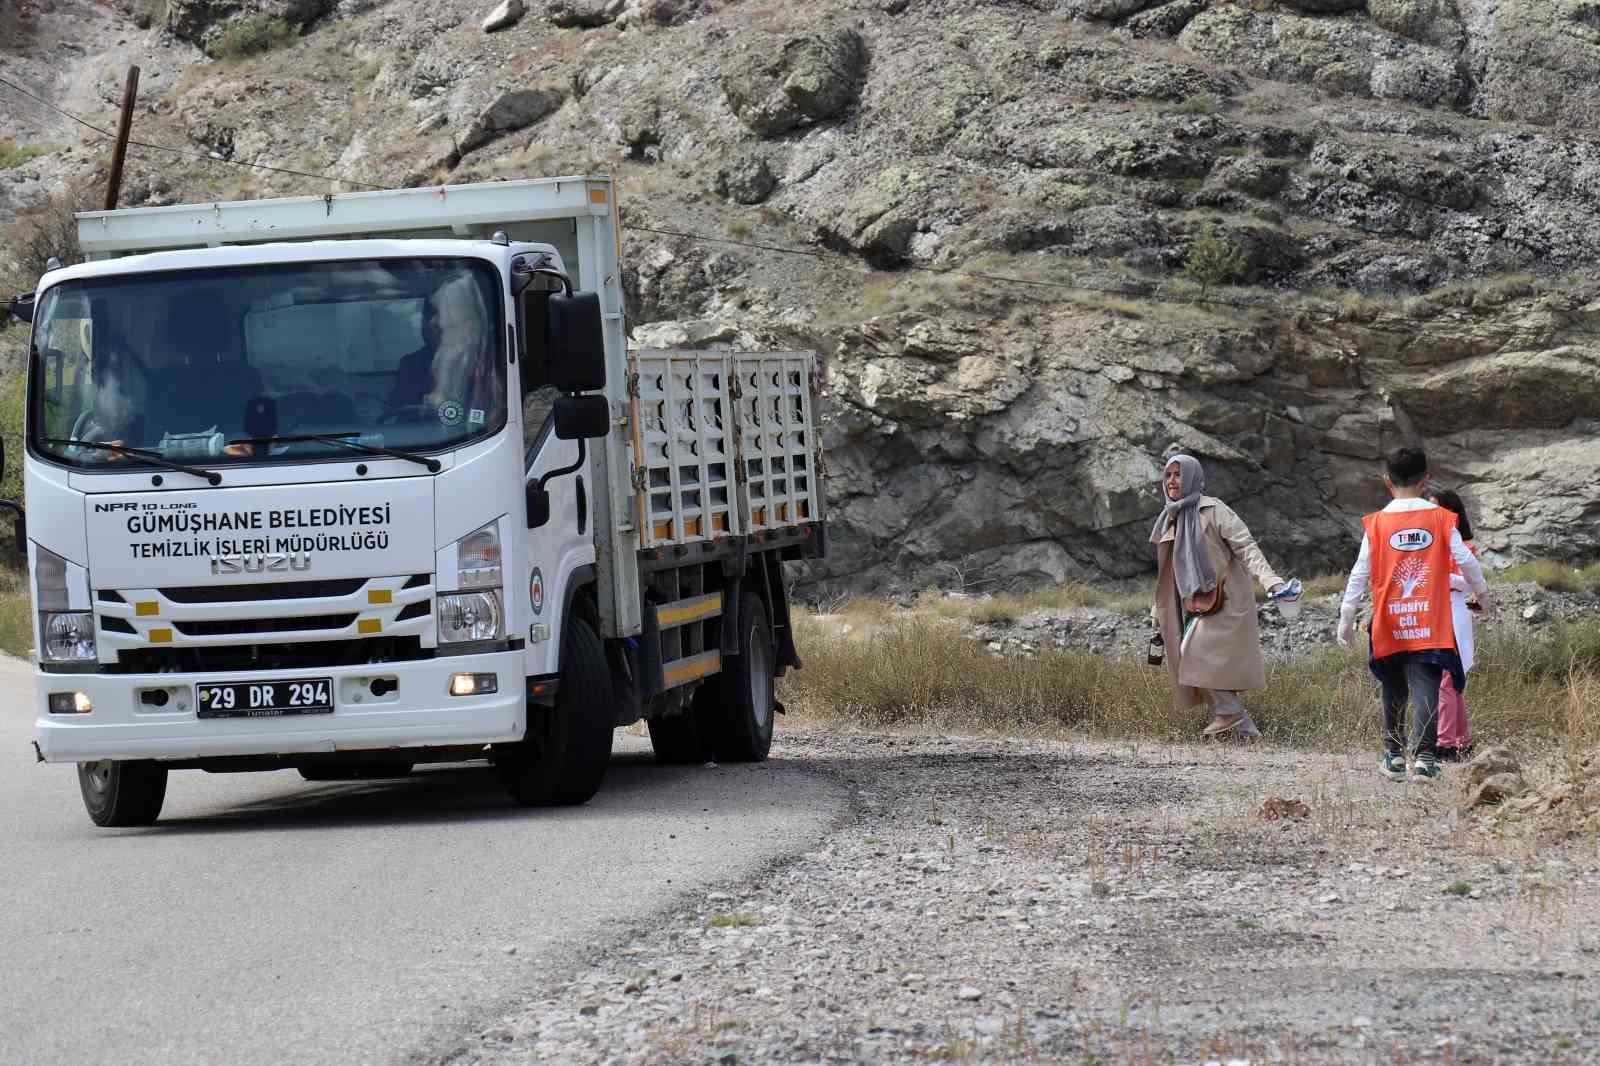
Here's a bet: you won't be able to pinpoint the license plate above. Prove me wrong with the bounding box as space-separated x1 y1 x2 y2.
196 677 334 719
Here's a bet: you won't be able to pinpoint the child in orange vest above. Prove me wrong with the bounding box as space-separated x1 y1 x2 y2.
1428 489 1478 761
1336 447 1490 781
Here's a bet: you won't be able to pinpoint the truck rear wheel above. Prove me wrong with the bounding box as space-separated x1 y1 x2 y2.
78 760 168 827
712 590 776 763
498 615 614 806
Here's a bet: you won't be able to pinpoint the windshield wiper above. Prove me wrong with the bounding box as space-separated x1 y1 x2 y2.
227 433 442 472
42 438 222 485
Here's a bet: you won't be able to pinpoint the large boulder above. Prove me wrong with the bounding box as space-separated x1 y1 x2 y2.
723 29 869 138
1368 0 1466 49
1178 6 1467 109
1390 347 1600 430
547 0 624 27
456 85 567 157
1037 41 1248 101
480 0 523 32
1118 0 1206 38
714 152 778 205
1282 0 1367 10
1458 0 1600 127
1062 0 1160 19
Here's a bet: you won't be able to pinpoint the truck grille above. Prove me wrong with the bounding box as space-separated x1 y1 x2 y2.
172 614 357 637
112 636 428 674
158 579 373 604
93 574 435 665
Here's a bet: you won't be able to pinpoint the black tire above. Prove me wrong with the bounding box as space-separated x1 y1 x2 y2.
647 695 712 764
712 591 776 763
498 615 614 805
297 762 414 782
77 760 168 827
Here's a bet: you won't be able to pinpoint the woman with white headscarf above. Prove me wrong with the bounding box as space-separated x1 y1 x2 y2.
1151 454 1290 739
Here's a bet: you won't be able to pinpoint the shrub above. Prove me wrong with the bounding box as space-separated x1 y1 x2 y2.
1168 92 1220 117
0 139 44 170
212 15 297 58
1 188 90 286
1182 224 1247 298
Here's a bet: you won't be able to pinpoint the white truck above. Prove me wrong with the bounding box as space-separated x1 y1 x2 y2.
1 175 826 827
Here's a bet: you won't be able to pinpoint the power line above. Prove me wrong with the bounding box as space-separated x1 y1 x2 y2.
0 74 387 191
7 69 1600 344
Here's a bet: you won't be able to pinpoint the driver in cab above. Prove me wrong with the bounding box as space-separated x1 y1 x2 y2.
387 277 502 431
69 346 147 461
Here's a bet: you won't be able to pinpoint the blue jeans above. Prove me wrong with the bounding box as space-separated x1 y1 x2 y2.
1375 654 1442 759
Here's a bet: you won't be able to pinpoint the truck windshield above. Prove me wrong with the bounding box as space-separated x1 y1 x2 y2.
28 257 505 470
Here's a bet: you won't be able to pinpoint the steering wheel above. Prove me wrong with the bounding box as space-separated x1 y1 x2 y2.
378 403 437 426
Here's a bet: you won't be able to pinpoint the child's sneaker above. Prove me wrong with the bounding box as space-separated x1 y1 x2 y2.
1379 753 1407 780
1411 755 1441 782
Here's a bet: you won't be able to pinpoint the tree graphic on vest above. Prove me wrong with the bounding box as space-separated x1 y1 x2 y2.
1394 556 1430 599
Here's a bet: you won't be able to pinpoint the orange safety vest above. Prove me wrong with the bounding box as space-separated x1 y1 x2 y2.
1361 506 1458 660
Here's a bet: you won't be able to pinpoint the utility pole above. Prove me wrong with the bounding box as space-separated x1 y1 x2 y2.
104 64 140 211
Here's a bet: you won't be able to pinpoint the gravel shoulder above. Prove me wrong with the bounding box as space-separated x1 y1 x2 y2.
440 726 1600 1065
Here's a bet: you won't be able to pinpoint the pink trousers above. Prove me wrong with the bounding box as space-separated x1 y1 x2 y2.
1437 672 1470 750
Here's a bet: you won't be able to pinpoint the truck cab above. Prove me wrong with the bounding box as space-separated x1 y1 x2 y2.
6 176 826 826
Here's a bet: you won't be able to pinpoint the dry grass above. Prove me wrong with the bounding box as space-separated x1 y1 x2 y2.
1497 559 1600 595
919 584 1149 625
779 612 1600 754
0 582 31 660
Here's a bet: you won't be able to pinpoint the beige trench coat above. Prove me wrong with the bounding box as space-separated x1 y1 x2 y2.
1153 497 1284 709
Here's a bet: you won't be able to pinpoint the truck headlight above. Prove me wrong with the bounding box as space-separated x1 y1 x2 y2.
438 591 503 643
456 522 502 589
35 546 94 662
42 612 96 662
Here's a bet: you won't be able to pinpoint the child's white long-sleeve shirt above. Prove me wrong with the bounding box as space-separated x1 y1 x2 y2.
1338 498 1488 629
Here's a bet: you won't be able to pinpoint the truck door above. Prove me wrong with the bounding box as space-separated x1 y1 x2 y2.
517 288 593 681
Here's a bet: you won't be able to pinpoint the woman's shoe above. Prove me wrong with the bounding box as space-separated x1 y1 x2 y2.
1202 714 1242 737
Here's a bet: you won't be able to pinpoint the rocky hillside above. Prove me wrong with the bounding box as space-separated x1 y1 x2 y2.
4 0 1600 591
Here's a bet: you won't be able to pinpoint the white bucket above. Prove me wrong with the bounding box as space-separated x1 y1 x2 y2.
1278 598 1303 620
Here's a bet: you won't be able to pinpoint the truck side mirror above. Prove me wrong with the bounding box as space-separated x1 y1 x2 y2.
5 292 34 326
553 394 609 440
525 484 550 529
546 290 606 392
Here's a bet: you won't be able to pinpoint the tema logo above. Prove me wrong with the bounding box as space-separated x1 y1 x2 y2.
1388 528 1434 552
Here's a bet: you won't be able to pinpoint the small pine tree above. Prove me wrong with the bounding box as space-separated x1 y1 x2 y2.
1183 224 1247 299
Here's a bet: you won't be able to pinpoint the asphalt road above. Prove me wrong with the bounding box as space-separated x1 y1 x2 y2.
0 655 843 1066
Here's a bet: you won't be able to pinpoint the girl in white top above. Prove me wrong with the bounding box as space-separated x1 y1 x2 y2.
1428 489 1477 760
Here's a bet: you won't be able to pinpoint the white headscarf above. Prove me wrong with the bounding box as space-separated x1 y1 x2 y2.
1149 454 1216 599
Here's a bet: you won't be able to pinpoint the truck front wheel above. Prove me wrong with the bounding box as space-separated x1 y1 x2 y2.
77 760 168 827
497 615 614 806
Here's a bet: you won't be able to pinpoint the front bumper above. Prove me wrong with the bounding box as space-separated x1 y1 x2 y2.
33 650 525 763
